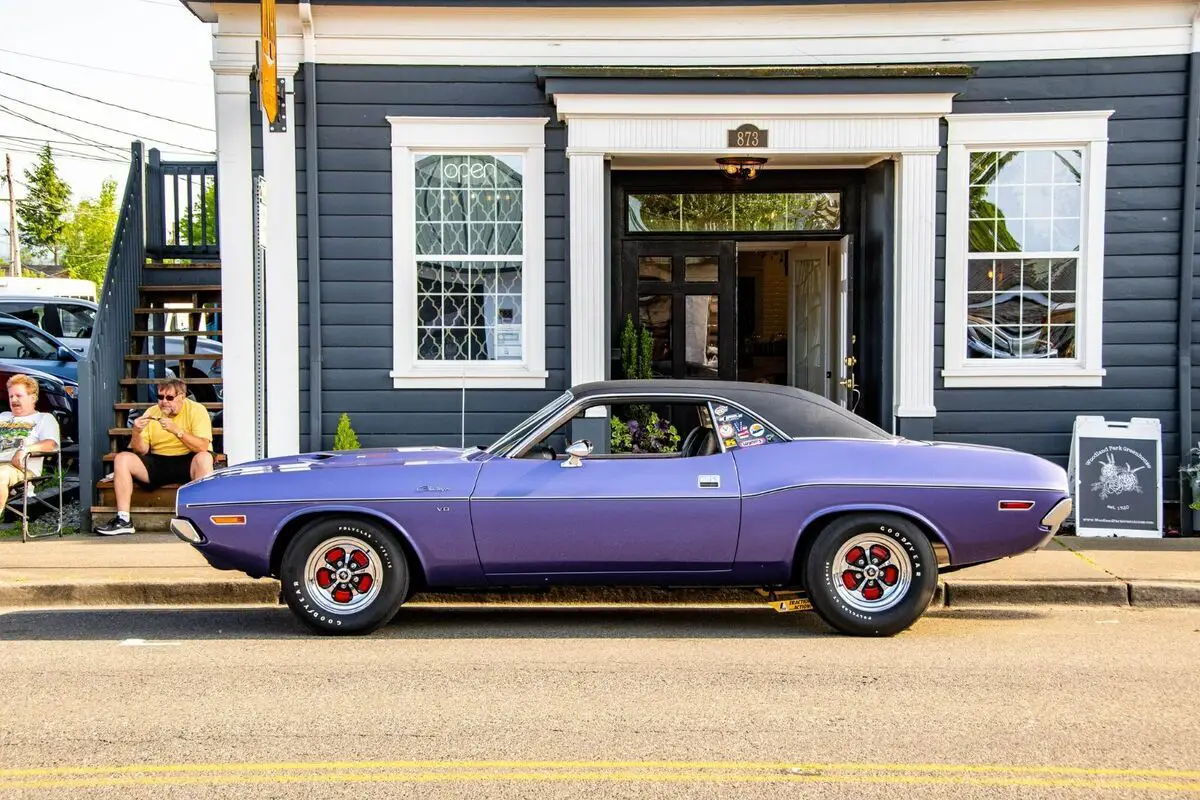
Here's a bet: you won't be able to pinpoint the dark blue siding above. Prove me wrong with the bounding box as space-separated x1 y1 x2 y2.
934 54 1190 501
297 65 567 450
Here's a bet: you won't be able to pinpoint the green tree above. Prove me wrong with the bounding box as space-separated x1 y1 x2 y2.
62 178 119 290
16 145 72 264
174 180 217 247
333 413 360 450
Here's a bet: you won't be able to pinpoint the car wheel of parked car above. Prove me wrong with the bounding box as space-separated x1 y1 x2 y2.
804 513 938 637
280 517 410 635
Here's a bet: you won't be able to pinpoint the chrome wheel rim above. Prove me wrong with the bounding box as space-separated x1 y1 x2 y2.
831 533 912 613
303 535 384 616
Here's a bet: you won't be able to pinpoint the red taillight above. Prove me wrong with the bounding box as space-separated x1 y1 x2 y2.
998 500 1035 511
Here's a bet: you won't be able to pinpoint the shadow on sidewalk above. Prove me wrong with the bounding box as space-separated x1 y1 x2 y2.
0 604 1047 642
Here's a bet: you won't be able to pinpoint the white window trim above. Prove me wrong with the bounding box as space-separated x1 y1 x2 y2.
942 110 1113 389
388 116 550 389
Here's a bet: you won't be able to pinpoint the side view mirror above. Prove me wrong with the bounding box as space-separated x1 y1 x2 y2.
561 439 593 468
56 346 73 361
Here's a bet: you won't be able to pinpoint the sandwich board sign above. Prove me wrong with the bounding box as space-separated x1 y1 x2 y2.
1068 416 1162 538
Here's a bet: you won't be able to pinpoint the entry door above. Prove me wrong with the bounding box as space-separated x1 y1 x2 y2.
470 451 742 576
621 239 737 381
789 246 829 398
835 234 857 409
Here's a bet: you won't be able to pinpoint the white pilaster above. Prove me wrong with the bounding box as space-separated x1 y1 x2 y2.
567 151 607 389
213 65 256 466
894 150 939 419
262 68 300 457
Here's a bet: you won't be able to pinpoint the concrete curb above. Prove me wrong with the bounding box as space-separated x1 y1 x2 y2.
0 578 1197 609
942 580 1130 607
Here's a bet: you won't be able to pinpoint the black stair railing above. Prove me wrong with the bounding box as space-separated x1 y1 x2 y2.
146 148 219 260
78 142 146 532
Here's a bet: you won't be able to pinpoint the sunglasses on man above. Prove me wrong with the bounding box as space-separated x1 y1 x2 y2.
157 393 179 402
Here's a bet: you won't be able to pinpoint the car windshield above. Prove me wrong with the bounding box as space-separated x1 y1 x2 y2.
486 391 574 456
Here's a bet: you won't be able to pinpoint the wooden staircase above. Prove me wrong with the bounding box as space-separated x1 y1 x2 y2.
89 262 226 531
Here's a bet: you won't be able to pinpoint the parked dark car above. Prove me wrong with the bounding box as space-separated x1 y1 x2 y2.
0 314 79 383
0 360 79 444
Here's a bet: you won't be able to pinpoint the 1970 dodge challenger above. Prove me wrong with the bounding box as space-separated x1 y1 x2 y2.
171 380 1072 637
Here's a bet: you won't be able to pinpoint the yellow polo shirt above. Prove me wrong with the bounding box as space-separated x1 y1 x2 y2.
139 398 213 456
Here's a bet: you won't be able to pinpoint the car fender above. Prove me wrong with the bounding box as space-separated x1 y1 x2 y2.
270 502 430 581
793 502 955 565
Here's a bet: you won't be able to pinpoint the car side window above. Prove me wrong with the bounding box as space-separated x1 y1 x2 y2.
710 402 779 450
522 399 715 459
0 302 46 330
0 332 23 359
57 304 94 338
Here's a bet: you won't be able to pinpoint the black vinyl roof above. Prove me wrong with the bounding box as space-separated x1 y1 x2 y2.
569 379 894 441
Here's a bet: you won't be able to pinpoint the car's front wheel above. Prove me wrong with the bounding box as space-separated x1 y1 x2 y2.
804 513 938 637
280 517 410 635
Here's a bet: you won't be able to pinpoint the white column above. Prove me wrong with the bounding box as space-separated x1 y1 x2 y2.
567 150 607 390
894 150 939 419
213 65 256 466
262 68 300 457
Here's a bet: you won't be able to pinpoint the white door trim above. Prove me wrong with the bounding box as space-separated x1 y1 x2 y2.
561 93 941 423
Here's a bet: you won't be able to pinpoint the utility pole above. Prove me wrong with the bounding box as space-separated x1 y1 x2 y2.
4 154 17 276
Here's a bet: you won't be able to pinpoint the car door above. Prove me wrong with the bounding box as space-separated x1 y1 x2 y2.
0 325 77 382
469 448 742 578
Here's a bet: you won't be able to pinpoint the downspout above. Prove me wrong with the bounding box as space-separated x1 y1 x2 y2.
301 1 323 452
1178 7 1199 535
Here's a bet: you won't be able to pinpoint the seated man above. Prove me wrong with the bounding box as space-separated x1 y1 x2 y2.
94 378 214 536
0 374 60 521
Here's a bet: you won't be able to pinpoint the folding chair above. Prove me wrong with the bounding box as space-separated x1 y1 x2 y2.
6 448 65 542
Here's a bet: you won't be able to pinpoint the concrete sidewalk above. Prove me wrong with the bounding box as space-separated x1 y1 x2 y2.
0 532 1198 609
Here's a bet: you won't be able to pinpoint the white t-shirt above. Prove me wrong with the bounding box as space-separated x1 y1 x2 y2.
0 411 60 475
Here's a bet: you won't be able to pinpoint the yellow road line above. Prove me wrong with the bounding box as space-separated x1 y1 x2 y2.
4 759 1200 781
1 769 1200 793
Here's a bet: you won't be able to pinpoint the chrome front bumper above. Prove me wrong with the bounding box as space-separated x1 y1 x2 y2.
170 517 206 545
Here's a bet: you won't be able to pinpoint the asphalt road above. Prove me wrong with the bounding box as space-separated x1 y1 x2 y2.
1 603 1198 798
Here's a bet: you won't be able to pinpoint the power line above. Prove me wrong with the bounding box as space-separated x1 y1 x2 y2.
0 69 214 132
1 144 126 165
0 103 129 156
0 134 126 153
0 94 214 155
0 47 208 87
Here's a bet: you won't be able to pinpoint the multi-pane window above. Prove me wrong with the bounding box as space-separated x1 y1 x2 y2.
942 111 1111 388
414 155 524 362
388 116 548 389
966 149 1081 361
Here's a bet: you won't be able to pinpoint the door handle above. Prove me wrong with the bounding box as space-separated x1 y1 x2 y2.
698 474 721 489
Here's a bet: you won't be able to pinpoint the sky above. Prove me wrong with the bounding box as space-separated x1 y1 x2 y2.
0 0 217 263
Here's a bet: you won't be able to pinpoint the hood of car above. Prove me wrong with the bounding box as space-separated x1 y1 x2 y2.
208 446 476 477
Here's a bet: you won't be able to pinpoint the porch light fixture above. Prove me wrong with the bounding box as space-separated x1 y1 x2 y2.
716 156 767 182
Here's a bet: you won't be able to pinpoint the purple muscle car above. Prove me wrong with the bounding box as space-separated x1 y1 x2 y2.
171 380 1072 637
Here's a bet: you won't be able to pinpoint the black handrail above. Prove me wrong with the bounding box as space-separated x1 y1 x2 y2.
146 148 219 259
78 142 146 531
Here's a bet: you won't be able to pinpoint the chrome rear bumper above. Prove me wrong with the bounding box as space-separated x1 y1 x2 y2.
1035 497 1073 548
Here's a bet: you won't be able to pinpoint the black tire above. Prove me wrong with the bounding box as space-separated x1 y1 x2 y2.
803 513 938 637
280 517 410 635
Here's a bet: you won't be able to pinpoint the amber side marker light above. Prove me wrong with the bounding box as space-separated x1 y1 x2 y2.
998 500 1036 511
210 515 247 525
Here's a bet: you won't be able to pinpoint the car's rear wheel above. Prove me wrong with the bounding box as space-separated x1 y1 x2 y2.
804 513 938 637
280 517 409 635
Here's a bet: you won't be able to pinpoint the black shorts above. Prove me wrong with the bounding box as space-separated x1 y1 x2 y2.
135 453 197 489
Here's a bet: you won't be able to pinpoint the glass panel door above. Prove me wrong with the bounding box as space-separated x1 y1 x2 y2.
620 240 736 381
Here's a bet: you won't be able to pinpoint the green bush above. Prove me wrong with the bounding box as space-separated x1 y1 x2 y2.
333 413 361 450
611 313 678 453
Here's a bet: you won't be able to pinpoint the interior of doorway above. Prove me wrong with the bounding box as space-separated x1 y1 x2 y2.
735 239 854 408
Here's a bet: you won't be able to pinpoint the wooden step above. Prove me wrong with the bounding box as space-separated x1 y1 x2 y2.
139 285 222 293
115 402 223 411
135 306 222 315
125 353 222 362
132 330 221 337
146 261 221 269
120 377 222 386
88 506 175 532
95 479 180 509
